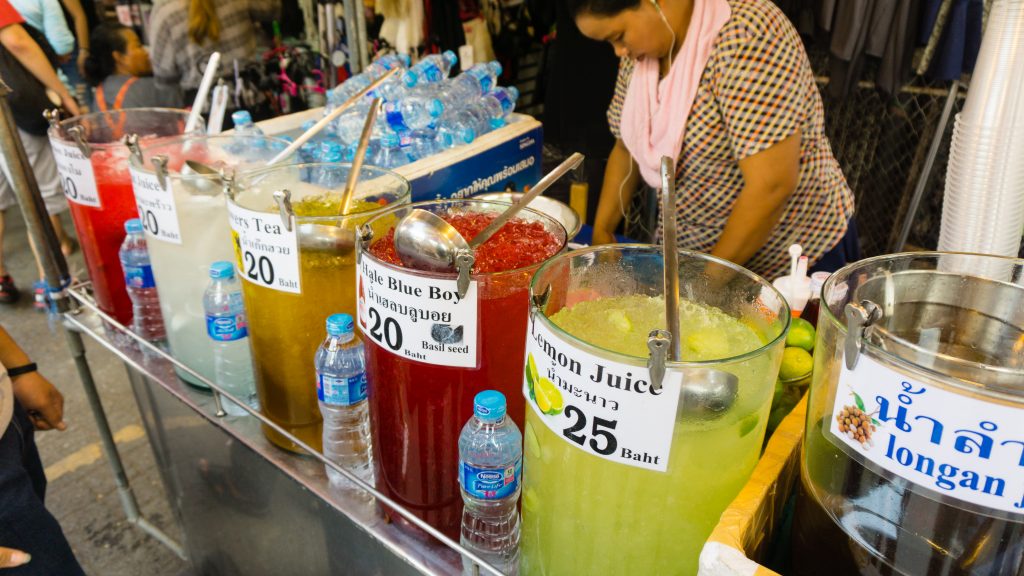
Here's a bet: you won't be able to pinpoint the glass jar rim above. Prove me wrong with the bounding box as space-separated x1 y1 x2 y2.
49 107 195 148
529 244 791 368
821 251 1024 398
128 134 292 182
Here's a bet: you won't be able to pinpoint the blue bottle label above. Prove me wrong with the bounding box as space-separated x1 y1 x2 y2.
459 458 521 500
384 105 407 131
124 264 156 289
419 62 442 83
317 372 367 405
206 314 248 341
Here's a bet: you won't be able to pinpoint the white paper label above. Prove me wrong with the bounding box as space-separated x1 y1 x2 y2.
523 318 682 472
130 167 181 245
830 353 1024 516
356 255 479 367
227 202 301 294
49 137 100 207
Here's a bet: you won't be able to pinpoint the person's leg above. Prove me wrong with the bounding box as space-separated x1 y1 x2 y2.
19 131 74 260
0 403 85 575
0 186 19 304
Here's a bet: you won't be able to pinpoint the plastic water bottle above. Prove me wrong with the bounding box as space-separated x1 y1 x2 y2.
464 61 502 93
403 50 458 86
231 110 264 136
315 142 346 188
371 131 406 169
383 93 444 132
436 110 482 149
327 54 409 108
119 219 166 342
403 128 439 163
202 261 257 416
458 390 522 575
316 313 373 488
489 86 519 116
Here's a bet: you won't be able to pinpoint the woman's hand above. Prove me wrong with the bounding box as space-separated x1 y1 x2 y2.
592 140 639 246
0 546 31 568
12 372 66 431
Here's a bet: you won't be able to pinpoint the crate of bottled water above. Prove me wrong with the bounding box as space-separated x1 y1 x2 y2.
251 51 542 203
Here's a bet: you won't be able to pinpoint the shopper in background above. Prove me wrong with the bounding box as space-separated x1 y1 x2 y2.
56 0 95 110
148 0 280 104
0 0 78 305
0 323 85 574
84 23 181 110
8 0 75 59
576 0 858 280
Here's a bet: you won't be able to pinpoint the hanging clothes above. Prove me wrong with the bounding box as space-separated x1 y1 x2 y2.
925 0 983 80
427 0 465 53
377 0 424 55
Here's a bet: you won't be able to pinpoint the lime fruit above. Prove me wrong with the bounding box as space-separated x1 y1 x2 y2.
535 377 564 415
779 347 814 381
786 317 816 352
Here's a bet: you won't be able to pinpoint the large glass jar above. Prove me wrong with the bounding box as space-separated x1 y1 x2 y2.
521 246 788 575
228 164 410 452
794 253 1024 575
48 109 196 324
358 199 568 539
129 134 289 388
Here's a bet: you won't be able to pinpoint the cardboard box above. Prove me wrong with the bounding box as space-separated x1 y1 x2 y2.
257 109 543 202
698 395 807 576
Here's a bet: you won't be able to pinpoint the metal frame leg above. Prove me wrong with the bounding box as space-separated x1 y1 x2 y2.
0 79 186 561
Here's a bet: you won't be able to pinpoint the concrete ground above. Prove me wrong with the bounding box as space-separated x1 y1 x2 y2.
1 210 188 575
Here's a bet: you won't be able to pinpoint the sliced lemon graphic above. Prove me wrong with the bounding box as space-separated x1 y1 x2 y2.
535 377 564 415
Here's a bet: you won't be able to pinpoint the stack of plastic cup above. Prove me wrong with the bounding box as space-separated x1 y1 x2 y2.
938 0 1024 264
937 0 1024 279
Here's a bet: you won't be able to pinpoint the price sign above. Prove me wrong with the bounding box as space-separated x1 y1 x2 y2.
227 202 301 294
829 354 1024 515
523 318 682 472
356 255 479 367
130 166 182 244
49 137 100 207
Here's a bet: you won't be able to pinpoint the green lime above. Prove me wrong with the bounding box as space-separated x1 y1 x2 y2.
779 347 814 381
786 317 817 351
535 377 564 415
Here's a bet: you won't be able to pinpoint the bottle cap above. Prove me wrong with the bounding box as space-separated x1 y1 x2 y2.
326 313 354 337
489 60 503 76
124 218 143 233
474 390 506 422
442 50 458 67
427 99 444 118
809 271 830 294
232 110 253 126
209 261 235 280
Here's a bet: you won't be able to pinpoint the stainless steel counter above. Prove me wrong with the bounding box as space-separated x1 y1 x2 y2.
64 287 498 576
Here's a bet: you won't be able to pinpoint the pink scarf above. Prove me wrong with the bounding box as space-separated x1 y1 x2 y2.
620 0 731 188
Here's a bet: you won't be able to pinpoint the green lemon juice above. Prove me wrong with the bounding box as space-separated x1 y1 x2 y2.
521 295 778 576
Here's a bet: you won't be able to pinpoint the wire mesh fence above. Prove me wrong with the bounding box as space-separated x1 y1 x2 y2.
616 55 966 257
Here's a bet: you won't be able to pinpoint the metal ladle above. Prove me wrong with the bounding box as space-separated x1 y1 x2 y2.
394 152 585 295
646 156 738 415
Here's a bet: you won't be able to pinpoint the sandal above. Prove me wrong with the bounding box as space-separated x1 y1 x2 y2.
0 275 19 304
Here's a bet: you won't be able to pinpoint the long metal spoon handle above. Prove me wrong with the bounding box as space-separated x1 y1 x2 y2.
468 152 585 249
340 97 381 215
661 155 681 362
267 67 399 166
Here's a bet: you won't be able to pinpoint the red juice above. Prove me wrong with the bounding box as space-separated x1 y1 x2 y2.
365 210 564 538
65 151 137 324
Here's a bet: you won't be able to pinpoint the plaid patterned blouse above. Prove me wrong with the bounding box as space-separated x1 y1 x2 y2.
608 0 855 280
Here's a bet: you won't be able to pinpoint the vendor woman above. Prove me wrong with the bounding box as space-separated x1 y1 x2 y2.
573 0 857 279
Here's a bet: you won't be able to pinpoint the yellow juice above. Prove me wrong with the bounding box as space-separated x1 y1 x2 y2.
521 295 776 575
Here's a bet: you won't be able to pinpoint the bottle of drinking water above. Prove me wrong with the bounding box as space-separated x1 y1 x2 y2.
458 390 522 575
119 219 166 343
404 128 439 163
315 314 373 488
230 110 264 153
464 61 502 93
403 50 458 86
316 142 346 188
203 261 257 415
371 131 406 169
436 109 483 150
383 93 444 132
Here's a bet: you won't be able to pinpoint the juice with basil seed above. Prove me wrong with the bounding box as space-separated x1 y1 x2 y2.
521 294 776 576
364 205 565 539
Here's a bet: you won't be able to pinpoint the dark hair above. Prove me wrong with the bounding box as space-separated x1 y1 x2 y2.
565 0 641 17
83 23 131 86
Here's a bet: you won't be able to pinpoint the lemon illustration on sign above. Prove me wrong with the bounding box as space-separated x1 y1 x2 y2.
535 377 564 415
525 353 539 401
779 347 814 381
786 317 816 352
